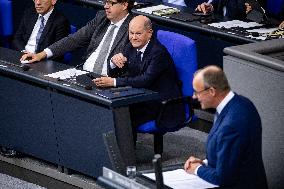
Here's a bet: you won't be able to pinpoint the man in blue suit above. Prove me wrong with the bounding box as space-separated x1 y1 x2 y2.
94 15 184 129
184 66 267 188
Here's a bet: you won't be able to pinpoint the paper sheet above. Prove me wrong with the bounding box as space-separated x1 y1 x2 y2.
136 4 178 14
208 20 263 29
143 169 218 189
44 68 88 80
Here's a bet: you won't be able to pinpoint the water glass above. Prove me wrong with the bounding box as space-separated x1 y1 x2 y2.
126 166 136 179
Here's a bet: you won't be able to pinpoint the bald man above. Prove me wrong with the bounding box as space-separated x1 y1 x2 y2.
184 66 267 188
95 15 184 129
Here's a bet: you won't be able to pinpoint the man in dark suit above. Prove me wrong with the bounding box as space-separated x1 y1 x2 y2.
94 15 184 129
21 0 135 76
0 0 69 157
12 0 70 56
184 66 268 188
195 0 250 19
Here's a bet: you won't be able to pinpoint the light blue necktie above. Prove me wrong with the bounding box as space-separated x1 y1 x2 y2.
35 16 45 51
213 111 219 125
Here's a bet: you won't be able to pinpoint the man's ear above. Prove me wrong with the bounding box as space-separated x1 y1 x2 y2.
122 2 128 11
52 0 57 6
209 87 216 96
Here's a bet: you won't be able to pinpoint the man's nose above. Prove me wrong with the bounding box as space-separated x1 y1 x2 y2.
34 0 41 4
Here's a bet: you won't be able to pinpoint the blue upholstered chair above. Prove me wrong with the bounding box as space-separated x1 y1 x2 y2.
266 0 284 16
0 0 13 47
64 25 77 63
137 30 198 154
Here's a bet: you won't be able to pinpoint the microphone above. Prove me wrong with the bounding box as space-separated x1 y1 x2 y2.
152 154 164 189
22 65 30 71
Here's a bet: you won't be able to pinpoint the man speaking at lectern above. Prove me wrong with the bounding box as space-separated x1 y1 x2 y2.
184 66 267 188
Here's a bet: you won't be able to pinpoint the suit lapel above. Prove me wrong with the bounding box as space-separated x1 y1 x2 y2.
27 11 38 38
87 20 110 56
109 15 131 54
38 9 56 46
140 37 154 71
207 95 238 141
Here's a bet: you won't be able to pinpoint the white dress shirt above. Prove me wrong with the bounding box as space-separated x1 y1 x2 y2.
82 14 129 75
24 9 54 53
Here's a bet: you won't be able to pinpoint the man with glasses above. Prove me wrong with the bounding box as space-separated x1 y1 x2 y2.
12 0 70 60
21 0 135 76
184 65 267 188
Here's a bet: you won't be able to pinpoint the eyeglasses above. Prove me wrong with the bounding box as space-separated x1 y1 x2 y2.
193 87 210 96
104 0 119 6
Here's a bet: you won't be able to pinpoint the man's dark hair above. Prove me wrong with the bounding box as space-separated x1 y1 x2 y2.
118 0 135 11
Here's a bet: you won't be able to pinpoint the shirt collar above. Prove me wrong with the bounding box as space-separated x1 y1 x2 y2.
216 91 235 115
111 13 129 28
39 8 54 22
137 40 150 54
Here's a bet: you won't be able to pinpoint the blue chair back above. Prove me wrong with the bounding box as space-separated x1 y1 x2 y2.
157 30 197 119
266 0 284 16
0 0 13 36
157 30 197 97
64 25 77 63
137 31 197 133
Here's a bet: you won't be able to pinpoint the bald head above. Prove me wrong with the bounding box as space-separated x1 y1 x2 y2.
193 65 230 109
129 15 153 49
129 15 152 30
194 66 230 92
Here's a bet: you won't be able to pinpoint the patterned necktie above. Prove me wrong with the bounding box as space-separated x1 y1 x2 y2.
35 16 45 52
93 24 117 74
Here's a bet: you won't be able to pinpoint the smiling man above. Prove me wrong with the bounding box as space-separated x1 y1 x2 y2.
94 15 184 130
12 0 70 56
21 0 134 76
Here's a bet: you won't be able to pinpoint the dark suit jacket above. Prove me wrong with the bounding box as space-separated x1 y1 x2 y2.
197 94 268 188
110 38 184 129
12 7 70 55
49 11 133 72
211 0 246 19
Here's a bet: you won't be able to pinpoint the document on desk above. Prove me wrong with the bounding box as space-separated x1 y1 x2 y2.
136 4 179 15
44 68 88 80
143 169 218 189
208 20 263 29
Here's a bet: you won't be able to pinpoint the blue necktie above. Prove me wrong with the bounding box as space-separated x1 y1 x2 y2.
136 51 142 64
35 16 45 51
213 111 219 125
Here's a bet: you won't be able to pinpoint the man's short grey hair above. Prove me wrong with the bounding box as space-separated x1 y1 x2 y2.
144 17 152 30
197 66 231 91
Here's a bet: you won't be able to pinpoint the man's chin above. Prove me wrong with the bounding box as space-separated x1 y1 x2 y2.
131 43 141 48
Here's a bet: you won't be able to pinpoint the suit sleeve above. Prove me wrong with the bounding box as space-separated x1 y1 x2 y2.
197 125 242 186
52 15 70 46
108 42 132 77
12 10 28 51
116 49 171 88
48 11 103 58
